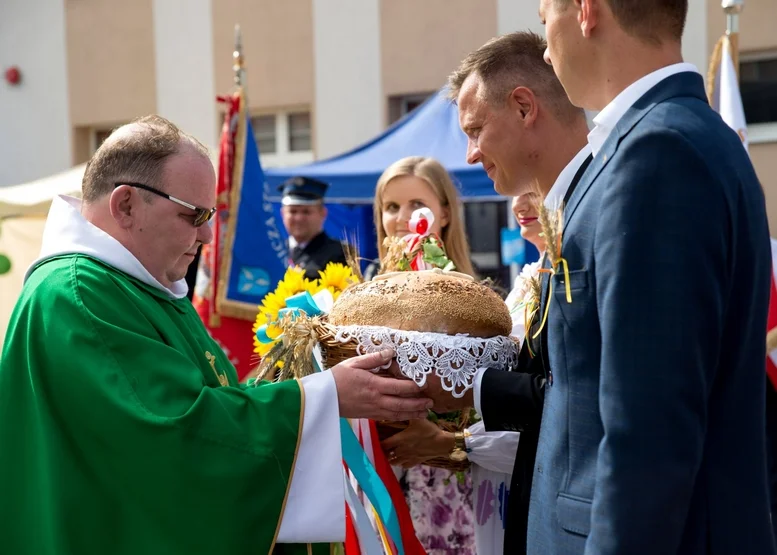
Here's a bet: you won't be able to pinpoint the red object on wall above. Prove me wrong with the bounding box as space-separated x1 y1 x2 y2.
4 66 21 85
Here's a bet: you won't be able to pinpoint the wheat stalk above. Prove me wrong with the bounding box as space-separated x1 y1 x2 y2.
380 236 410 273
255 312 322 381
342 232 364 282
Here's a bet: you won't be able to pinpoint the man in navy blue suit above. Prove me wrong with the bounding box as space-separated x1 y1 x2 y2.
425 1 776 553
517 0 776 552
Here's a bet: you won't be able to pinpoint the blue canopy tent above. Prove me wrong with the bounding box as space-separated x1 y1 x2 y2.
263 89 510 267
264 89 500 202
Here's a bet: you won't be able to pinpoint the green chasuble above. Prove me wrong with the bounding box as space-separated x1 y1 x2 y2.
0 254 330 555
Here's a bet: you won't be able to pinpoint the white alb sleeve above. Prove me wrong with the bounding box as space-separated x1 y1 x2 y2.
277 371 345 542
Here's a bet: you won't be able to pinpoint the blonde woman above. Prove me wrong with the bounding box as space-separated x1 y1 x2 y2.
371 156 519 555
364 157 474 281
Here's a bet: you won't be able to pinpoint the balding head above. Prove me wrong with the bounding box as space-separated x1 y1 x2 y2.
81 115 210 204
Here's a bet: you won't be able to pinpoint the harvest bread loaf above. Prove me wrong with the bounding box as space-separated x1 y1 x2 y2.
328 268 512 338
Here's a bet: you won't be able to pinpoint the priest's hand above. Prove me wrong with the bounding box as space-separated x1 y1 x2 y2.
331 349 433 421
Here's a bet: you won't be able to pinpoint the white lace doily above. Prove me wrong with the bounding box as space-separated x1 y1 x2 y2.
332 325 520 398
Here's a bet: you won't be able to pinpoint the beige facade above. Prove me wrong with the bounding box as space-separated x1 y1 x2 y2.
67 0 157 131
380 0 497 99
1 0 776 231
212 0 315 112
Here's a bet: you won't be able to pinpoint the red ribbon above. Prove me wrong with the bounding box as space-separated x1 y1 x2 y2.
367 421 427 555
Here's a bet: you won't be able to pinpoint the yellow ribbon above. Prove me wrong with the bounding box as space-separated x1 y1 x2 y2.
532 277 553 341
530 257 573 341
558 257 572 304
372 506 395 554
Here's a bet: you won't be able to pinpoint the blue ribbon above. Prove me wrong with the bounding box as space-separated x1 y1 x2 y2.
339 420 405 555
286 291 324 317
256 292 325 344
310 356 404 555
255 325 274 344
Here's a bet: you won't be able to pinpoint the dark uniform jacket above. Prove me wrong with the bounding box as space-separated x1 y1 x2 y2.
289 231 347 281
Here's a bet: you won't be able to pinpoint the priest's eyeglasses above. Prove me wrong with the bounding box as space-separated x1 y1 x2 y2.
114 182 216 227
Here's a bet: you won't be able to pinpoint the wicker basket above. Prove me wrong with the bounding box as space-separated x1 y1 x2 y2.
315 320 473 472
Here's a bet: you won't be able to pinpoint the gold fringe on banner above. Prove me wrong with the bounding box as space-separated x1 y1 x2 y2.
706 35 727 105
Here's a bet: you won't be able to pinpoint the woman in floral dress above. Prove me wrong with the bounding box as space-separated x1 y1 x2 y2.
369 157 546 554
378 188 546 554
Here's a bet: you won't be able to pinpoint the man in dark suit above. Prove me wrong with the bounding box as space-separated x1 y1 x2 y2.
442 31 592 553
279 176 347 281
505 0 773 553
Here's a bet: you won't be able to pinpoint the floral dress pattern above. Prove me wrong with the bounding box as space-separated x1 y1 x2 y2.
400 465 476 554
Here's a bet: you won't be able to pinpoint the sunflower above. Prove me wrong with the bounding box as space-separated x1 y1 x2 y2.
317 262 358 300
253 267 320 357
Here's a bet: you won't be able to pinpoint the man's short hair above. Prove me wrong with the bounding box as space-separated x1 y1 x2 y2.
81 115 210 204
558 0 687 44
447 31 582 124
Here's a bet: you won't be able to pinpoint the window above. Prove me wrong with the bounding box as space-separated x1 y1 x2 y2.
401 95 427 115
251 114 277 154
288 112 312 152
388 93 433 124
741 57 777 124
250 109 314 168
94 129 112 150
463 201 510 292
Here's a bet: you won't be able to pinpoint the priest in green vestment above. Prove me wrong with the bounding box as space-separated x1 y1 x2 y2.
0 116 431 555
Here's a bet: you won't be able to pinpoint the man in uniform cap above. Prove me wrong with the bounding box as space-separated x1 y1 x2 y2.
279 176 347 280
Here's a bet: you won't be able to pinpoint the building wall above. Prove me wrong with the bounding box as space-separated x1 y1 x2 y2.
312 0 382 159
0 0 71 186
66 0 157 130
380 0 497 99
3 0 777 238
211 0 315 112
153 0 219 152
496 0 546 36
682 0 709 77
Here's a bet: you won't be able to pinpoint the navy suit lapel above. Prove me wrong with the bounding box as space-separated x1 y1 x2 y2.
563 138 618 227
563 71 708 230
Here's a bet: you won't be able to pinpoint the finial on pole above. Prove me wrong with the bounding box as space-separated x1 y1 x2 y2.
233 24 244 88
722 0 744 14
722 0 744 34
722 0 744 80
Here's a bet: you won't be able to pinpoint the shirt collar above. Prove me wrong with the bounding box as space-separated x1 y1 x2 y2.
27 195 188 299
587 62 699 156
544 144 593 210
289 237 308 251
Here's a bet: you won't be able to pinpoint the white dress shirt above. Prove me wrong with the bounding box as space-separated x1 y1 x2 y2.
543 144 593 210
587 62 699 156
288 236 308 251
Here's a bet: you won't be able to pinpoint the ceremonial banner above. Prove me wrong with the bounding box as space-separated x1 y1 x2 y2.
193 92 288 378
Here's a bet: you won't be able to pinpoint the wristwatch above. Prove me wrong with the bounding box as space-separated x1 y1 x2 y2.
449 431 470 462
